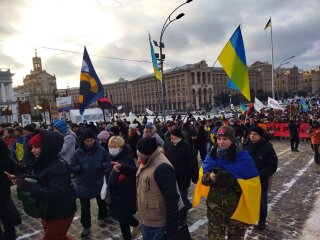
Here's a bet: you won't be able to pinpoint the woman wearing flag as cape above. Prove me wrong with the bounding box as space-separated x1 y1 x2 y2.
202 126 261 240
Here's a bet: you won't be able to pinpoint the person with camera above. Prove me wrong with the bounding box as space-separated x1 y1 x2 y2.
202 126 260 240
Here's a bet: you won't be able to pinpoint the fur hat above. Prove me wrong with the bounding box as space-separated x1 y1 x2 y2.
250 126 265 138
137 137 158 155
53 119 69 134
97 130 110 141
217 126 236 143
29 134 42 148
171 128 183 138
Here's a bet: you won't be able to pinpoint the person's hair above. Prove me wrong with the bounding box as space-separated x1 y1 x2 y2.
210 143 237 161
108 136 125 148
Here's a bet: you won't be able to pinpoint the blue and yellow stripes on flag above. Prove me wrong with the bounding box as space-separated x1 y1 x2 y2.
240 103 247 114
149 34 162 81
195 150 261 224
79 46 104 115
218 26 251 101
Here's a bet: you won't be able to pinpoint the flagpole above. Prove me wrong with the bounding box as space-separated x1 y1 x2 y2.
270 18 275 99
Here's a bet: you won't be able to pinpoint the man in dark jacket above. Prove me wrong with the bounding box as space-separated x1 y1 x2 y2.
190 121 208 161
288 119 300 152
164 128 199 226
243 126 278 231
69 129 110 237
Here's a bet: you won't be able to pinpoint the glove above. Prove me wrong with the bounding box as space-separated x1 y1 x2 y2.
118 174 126 182
16 178 32 191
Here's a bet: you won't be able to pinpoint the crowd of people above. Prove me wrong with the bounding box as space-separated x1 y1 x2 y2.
0 109 319 240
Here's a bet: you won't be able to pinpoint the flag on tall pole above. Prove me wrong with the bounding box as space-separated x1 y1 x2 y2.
79 46 104 115
218 25 251 101
148 33 162 81
264 17 275 99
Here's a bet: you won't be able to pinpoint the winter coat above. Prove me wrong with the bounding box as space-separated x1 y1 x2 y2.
105 145 137 220
69 140 110 199
0 139 15 205
190 127 208 147
308 126 320 145
59 129 77 165
243 139 278 190
164 139 199 190
27 130 77 219
288 122 300 140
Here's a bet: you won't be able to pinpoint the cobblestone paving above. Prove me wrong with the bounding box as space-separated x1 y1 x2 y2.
11 140 320 239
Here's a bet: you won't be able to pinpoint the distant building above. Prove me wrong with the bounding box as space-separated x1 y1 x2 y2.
311 66 320 94
0 68 18 122
13 50 57 116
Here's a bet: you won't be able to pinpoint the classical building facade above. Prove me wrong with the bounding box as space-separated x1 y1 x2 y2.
0 69 18 122
13 50 57 116
275 66 301 98
311 66 320 94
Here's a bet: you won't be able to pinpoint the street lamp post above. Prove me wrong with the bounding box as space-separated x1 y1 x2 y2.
276 56 295 99
154 0 193 123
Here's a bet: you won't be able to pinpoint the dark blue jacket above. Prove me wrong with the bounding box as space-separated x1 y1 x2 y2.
69 140 110 199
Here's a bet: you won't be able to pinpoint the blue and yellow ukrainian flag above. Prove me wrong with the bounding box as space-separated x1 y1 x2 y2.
149 34 162 81
194 151 261 224
240 103 247 114
218 26 251 101
79 46 104 115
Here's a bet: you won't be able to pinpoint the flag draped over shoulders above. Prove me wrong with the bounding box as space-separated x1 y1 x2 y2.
201 150 261 224
218 26 250 101
79 46 104 115
192 166 210 207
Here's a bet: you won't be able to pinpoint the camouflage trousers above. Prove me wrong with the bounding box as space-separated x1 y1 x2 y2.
207 201 248 240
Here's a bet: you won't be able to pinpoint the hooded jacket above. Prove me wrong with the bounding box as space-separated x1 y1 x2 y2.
27 130 77 219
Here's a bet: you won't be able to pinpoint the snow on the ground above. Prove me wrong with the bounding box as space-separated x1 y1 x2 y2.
301 191 320 240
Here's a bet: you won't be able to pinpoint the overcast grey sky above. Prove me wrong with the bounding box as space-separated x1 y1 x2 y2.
0 0 319 89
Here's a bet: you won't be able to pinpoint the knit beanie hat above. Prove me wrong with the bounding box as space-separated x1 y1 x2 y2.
217 126 236 143
82 129 96 140
171 128 183 138
145 122 153 129
53 119 69 134
97 130 110 141
29 134 42 148
250 126 265 138
137 136 158 155
23 124 35 132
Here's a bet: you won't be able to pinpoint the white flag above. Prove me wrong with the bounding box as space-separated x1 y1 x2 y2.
254 97 265 112
146 108 154 115
267 97 284 111
117 105 122 110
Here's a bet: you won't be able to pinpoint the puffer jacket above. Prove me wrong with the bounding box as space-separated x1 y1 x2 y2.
28 130 77 219
69 139 110 198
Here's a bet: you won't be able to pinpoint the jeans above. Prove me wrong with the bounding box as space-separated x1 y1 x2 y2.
79 196 108 228
141 224 165 240
119 215 139 240
179 188 192 225
259 179 269 224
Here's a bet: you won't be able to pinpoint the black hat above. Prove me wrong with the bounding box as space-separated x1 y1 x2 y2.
250 126 265 138
23 124 35 132
110 126 120 135
137 137 158 155
82 129 95 140
171 128 183 138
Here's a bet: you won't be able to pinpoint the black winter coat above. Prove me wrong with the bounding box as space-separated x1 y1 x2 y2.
105 145 137 220
28 130 77 219
243 139 278 191
164 140 199 189
288 122 300 140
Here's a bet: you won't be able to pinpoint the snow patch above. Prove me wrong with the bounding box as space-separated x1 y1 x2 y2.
189 217 208 232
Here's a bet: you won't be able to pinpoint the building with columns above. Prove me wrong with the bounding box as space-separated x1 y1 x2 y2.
0 68 18 122
13 50 57 116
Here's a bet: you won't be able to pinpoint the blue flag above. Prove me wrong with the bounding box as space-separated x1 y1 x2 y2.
79 46 104 115
227 78 239 91
300 99 309 112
